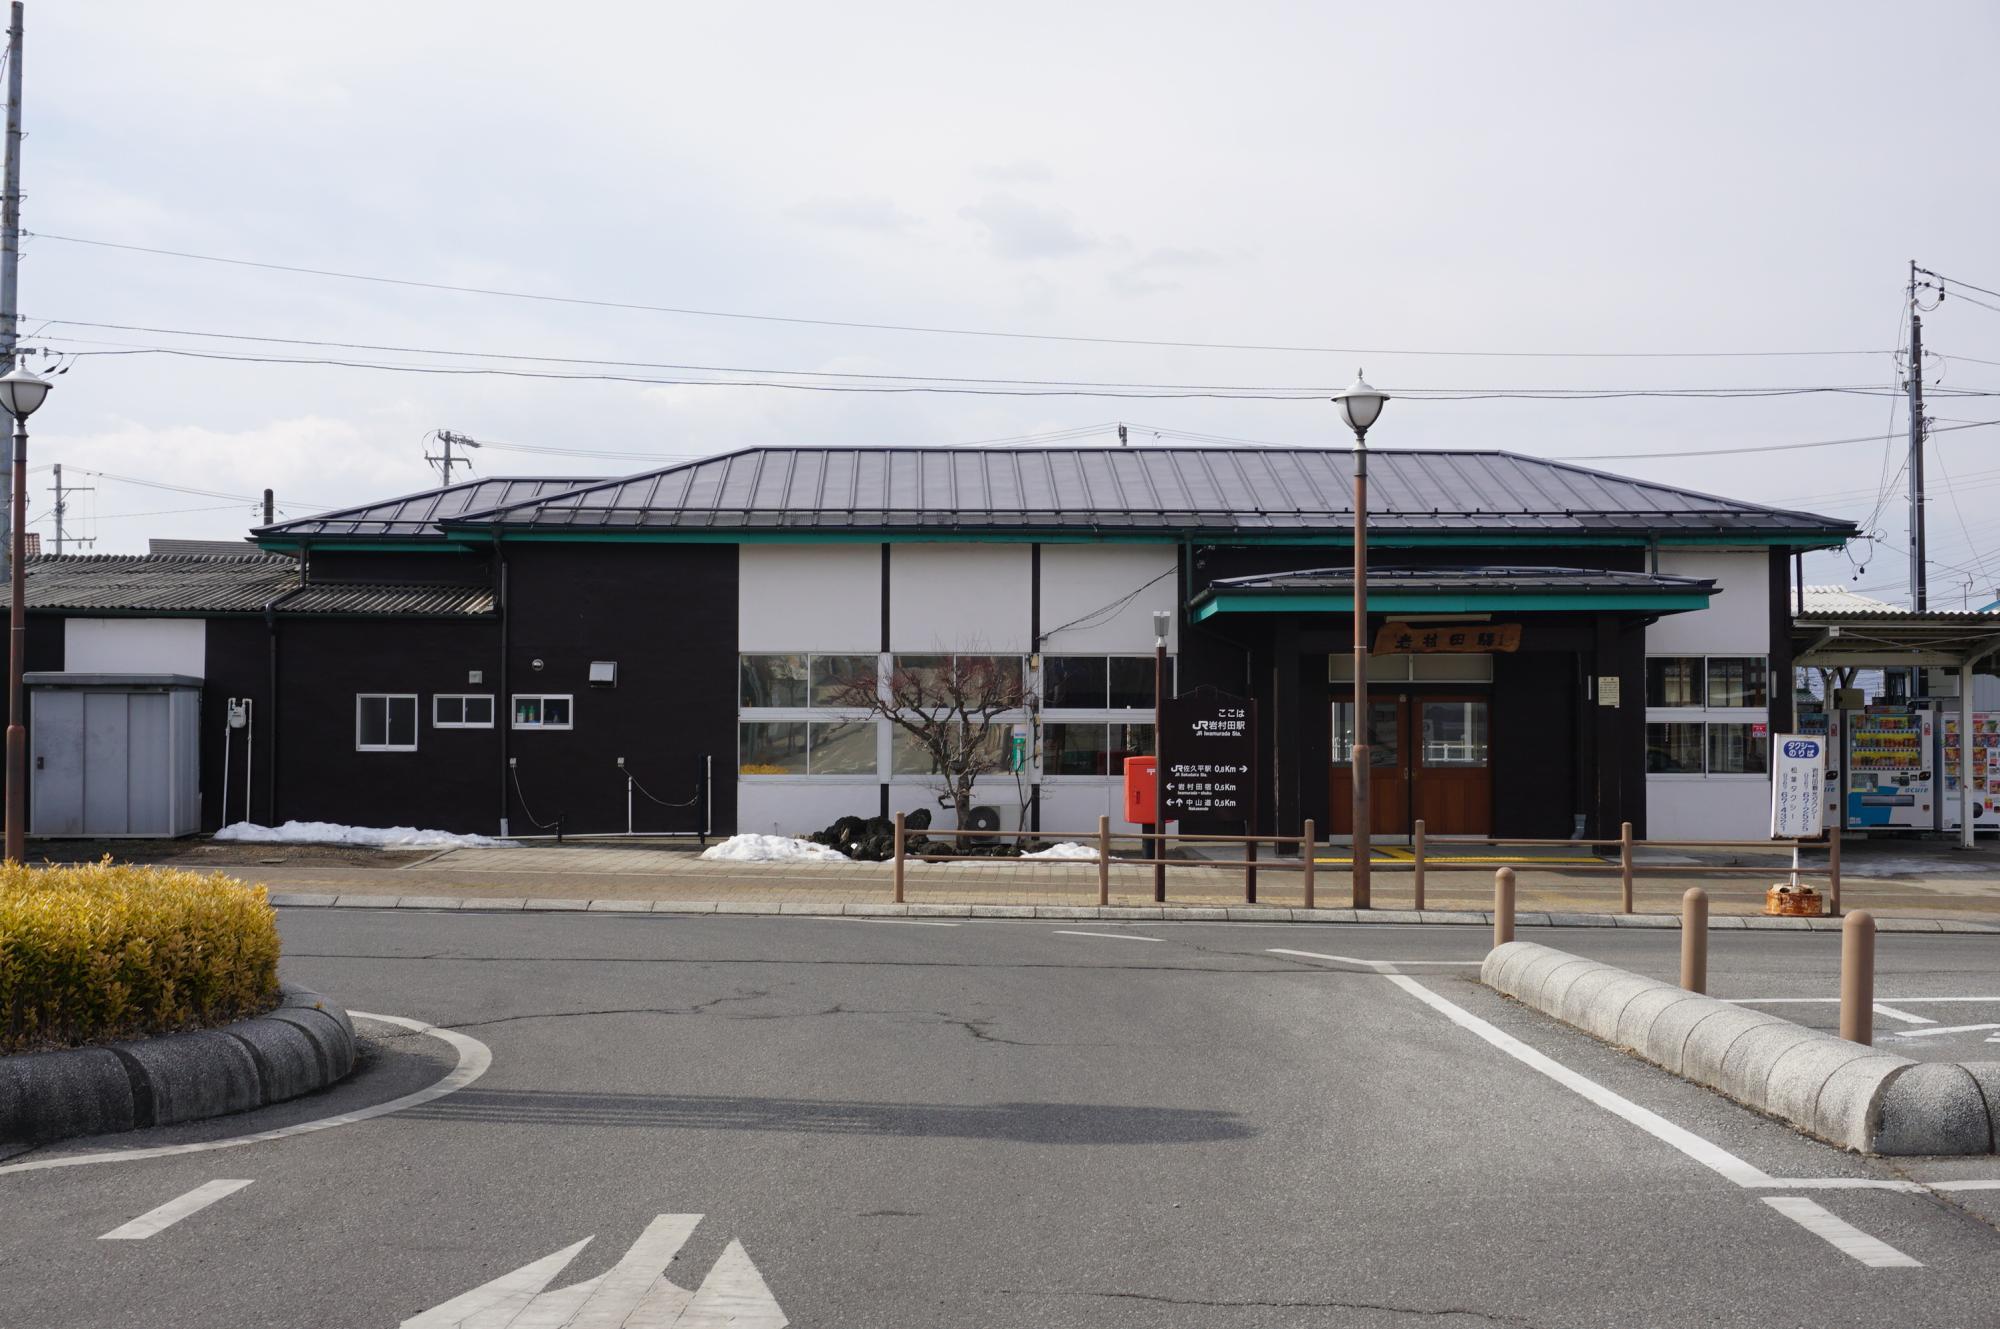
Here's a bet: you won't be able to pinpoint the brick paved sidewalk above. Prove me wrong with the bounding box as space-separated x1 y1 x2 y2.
200 838 2000 924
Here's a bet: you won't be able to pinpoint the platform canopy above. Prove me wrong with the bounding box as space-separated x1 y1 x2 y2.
1189 565 1716 620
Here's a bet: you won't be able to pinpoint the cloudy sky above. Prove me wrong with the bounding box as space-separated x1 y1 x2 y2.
19 2 2000 601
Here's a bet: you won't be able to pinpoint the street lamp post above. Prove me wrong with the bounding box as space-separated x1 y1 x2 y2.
1333 371 1387 909
1 363 50 863
1152 608 1171 902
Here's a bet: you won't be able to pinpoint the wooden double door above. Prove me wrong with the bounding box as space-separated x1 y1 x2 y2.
1329 692 1492 836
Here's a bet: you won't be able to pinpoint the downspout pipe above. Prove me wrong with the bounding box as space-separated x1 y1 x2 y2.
495 533 510 837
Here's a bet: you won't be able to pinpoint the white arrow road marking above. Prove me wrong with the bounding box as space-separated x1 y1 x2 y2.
402 1215 786 1328
98 1178 253 1240
1762 1197 1922 1268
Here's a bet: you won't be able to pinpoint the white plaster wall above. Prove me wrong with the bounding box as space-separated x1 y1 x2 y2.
1038 544 1178 652
738 543 881 652
1037 782 1147 838
888 544 1032 652
735 780 880 836
63 618 206 678
1646 776 1769 841
1644 550 1771 654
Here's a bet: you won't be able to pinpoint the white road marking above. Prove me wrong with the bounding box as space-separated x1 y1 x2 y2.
1871 1003 1936 1025
1891 1023 2000 1038
1051 930 1163 942
1268 948 1479 973
1727 997 2000 1006
0 1013 491 1176
1380 971 1774 1186
820 916 961 928
403 1214 786 1328
1928 1179 2000 1191
1761 1197 1922 1268
97 1179 253 1240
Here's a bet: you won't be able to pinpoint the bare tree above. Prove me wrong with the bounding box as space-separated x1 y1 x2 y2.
823 652 1034 835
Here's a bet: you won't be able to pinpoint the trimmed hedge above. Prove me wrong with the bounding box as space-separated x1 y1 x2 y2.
0 860 280 1054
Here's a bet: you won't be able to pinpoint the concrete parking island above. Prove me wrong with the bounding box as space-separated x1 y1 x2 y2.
0 984 357 1147
1483 940 2000 1155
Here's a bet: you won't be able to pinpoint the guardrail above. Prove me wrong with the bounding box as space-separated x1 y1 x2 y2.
887 812 1843 913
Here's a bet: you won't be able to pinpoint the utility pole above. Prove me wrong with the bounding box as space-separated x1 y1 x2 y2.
1908 260 1928 612
1117 423 1128 447
426 429 480 485
46 463 88 554
0 3 25 586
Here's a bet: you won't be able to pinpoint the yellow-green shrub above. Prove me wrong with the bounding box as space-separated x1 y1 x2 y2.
0 859 280 1054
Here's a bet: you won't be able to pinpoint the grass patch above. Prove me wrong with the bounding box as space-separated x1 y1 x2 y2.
0 859 280 1054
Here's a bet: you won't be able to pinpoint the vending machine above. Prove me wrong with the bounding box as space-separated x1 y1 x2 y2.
1845 704 1937 830
1940 712 1999 834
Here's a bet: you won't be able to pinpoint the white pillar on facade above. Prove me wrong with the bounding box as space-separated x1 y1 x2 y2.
1961 661 1976 850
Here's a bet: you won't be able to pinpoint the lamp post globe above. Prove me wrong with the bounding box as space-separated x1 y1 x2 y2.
0 364 50 419
1333 369 1387 441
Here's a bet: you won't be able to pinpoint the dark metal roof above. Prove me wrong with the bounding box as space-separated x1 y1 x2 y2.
148 538 257 557
255 476 602 540
17 555 491 617
279 581 495 616
1207 566 1719 597
24 553 300 613
435 447 1854 540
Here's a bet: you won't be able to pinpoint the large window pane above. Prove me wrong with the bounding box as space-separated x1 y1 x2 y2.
810 655 877 706
1707 723 1769 774
807 718 876 774
1044 656 1108 708
1107 656 1171 708
1110 723 1154 762
740 721 809 774
357 695 387 746
740 654 808 708
1646 722 1705 773
892 723 1006 775
1421 701 1488 767
1707 658 1768 708
1044 722 1109 775
1646 657 1704 707
386 696 418 748
1332 701 1398 767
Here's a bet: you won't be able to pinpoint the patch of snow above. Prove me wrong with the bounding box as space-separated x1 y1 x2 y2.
1021 841 1109 862
215 820 517 849
699 833 850 863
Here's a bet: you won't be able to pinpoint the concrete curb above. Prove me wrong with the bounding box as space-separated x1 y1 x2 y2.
1482 940 2000 1155
263 893 2000 932
0 982 358 1146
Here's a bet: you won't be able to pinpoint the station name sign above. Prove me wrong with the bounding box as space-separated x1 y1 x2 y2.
1373 622 1522 654
1161 686 1257 831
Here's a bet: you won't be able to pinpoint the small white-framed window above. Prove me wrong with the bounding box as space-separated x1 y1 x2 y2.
433 694 495 729
356 694 419 752
512 694 574 730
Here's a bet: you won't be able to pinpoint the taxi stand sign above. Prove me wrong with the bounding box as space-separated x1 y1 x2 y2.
1770 733 1828 838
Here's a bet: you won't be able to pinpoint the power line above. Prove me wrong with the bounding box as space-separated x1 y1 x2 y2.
26 230 1891 361
1549 416 2000 462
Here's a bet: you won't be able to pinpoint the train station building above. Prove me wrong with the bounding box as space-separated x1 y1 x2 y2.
8 445 1858 844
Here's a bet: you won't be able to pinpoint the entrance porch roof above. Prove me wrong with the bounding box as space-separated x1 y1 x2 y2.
1188 565 1716 620
1792 586 2000 670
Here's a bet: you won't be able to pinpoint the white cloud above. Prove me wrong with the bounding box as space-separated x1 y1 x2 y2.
957 195 1097 261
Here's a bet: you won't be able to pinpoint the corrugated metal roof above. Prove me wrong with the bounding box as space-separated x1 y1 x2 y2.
148 538 258 557
279 582 494 616
1800 585 1999 621
256 476 602 539
1208 566 1716 596
25 553 300 613
441 447 1854 539
17 555 492 617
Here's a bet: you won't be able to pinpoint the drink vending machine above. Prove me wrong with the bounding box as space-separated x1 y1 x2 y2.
1941 712 1999 834
1844 704 1937 830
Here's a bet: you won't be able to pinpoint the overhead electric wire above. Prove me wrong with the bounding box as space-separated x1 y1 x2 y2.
1549 416 2000 462
27 230 1887 361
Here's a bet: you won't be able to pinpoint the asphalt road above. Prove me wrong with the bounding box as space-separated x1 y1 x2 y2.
3 912 1999 1328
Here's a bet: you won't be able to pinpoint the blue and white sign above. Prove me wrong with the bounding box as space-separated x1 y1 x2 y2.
1771 734 1827 838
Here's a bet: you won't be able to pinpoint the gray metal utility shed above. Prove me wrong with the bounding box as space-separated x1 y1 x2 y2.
26 672 202 838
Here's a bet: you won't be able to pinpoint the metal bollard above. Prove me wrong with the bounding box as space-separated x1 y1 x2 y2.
1619 821 1635 914
1494 866 1516 946
1840 910 1875 1046
1301 819 1316 910
1680 887 1708 993
1412 819 1426 912
892 812 907 904
1097 815 1111 907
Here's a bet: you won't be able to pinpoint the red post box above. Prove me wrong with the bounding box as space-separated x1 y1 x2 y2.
1124 755 1173 824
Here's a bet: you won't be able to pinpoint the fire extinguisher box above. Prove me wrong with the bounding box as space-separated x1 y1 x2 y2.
1123 755 1171 824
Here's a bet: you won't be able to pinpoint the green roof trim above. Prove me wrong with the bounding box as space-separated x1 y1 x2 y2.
1190 590 1714 621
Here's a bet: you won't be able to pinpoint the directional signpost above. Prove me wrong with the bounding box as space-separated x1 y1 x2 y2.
1161 686 1257 834
403 1213 786 1328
